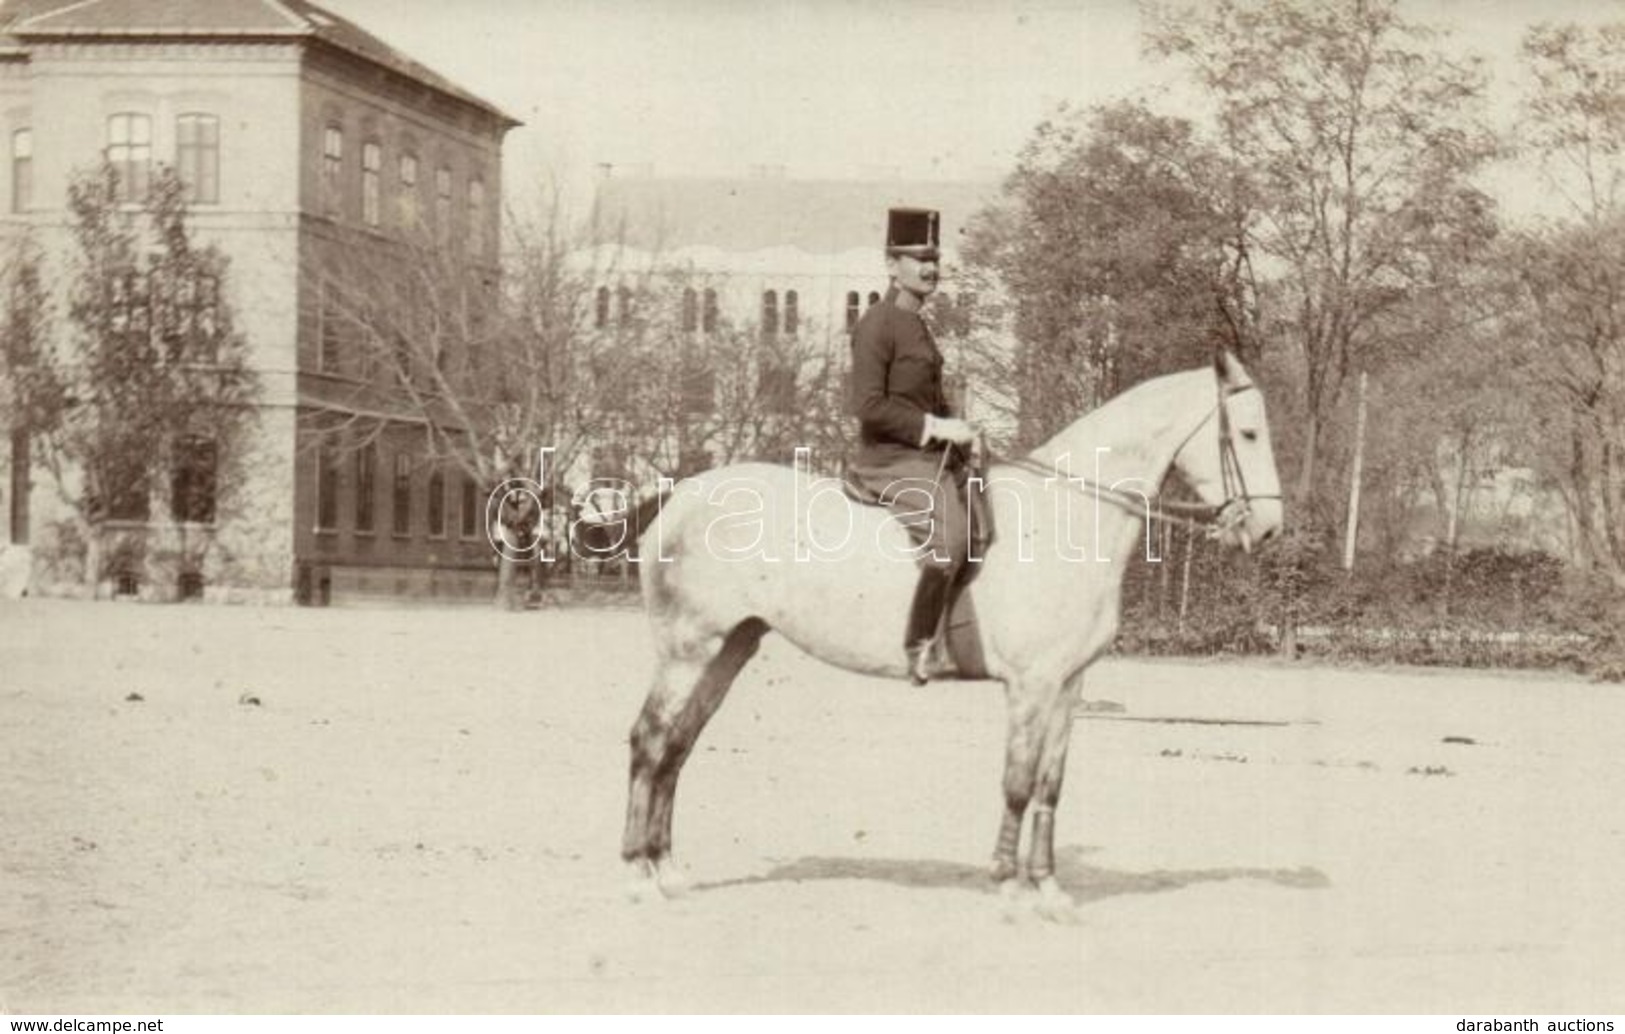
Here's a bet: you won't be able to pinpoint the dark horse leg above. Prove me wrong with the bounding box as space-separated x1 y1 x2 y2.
622 617 768 890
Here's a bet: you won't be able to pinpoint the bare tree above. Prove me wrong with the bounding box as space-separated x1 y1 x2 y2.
619 274 851 478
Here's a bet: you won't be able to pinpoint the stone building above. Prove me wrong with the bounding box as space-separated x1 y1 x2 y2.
0 0 518 602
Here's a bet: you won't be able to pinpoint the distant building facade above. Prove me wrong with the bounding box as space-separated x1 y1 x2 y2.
581 172 998 478
0 0 517 602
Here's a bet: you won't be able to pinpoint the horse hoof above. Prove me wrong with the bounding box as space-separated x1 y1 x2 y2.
996 876 1034 922
624 859 665 904
654 861 691 898
1033 876 1081 925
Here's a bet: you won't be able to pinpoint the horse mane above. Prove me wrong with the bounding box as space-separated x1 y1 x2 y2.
1028 365 1215 472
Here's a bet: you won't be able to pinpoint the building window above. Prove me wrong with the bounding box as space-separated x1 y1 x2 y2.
681 288 697 332
427 469 446 537
785 289 799 336
758 362 795 415
322 124 343 216
760 290 778 340
595 286 610 329
316 445 339 531
467 178 485 257
11 128 31 213
107 113 152 203
355 442 376 533
867 291 880 307
681 360 714 415
435 165 452 246
361 140 381 227
10 429 30 544
103 462 150 522
398 152 419 228
176 114 219 204
845 291 860 332
617 286 632 325
392 453 411 536
111 269 150 347
318 283 344 373
459 474 478 537
171 436 217 524
174 273 219 363
702 288 718 333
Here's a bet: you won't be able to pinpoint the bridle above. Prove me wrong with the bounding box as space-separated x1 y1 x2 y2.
982 376 1279 538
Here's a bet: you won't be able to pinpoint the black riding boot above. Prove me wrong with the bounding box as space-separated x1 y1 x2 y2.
903 564 955 685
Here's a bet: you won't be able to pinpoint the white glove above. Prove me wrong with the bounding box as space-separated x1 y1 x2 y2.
924 415 978 446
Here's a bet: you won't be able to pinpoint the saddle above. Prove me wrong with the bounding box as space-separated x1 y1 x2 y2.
841 463 994 681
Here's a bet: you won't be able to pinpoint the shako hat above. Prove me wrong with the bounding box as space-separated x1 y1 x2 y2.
886 207 940 260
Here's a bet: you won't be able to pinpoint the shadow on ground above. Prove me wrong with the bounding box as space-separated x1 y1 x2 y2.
695 845 1329 903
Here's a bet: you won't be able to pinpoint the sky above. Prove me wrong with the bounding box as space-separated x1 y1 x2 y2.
320 0 1625 216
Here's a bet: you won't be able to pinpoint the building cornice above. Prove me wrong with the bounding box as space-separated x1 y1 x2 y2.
20 37 301 61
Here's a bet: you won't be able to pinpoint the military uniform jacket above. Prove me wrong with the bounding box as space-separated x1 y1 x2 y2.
848 286 952 478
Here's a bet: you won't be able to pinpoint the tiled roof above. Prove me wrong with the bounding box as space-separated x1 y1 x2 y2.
592 176 999 256
0 0 518 125
7 0 304 33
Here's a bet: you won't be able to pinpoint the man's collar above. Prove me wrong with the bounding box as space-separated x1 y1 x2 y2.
886 284 925 314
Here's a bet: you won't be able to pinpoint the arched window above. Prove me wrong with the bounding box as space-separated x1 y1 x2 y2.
702 289 718 333
392 453 413 536
866 291 880 308
354 443 377 533
321 123 343 216
784 290 799 336
594 286 610 329
845 291 860 333
761 290 778 339
315 444 339 531
467 178 486 257
361 140 381 226
397 153 419 227
427 469 446 537
434 165 452 245
617 286 633 324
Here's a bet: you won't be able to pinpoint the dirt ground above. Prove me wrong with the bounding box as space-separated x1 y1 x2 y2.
1 597 1622 1014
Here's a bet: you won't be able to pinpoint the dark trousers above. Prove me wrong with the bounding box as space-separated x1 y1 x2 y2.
850 449 971 649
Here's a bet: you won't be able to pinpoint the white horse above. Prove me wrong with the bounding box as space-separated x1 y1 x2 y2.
618 352 1284 910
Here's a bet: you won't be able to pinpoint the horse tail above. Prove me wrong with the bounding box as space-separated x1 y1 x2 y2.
624 486 673 544
573 486 674 559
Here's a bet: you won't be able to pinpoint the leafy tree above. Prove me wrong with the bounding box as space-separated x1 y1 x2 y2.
960 100 1255 448
1148 0 1499 513
1506 22 1625 585
1 234 58 486
33 163 259 591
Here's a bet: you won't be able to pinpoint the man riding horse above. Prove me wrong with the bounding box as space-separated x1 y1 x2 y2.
846 207 980 685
